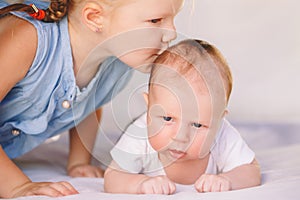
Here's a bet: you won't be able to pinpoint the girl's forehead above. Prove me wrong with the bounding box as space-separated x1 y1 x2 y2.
116 0 183 13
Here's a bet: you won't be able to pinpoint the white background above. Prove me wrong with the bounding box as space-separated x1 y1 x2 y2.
174 0 300 123
102 0 300 135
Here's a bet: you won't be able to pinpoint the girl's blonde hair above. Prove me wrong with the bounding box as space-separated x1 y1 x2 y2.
0 0 123 22
0 0 68 22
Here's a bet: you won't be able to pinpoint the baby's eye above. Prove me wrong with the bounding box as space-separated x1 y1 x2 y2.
150 18 162 24
163 116 173 122
192 122 203 128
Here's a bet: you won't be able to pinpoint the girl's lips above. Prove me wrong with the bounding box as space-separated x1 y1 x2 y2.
168 149 186 159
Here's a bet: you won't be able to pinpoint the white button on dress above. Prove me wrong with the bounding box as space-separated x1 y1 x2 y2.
62 100 71 109
12 129 20 136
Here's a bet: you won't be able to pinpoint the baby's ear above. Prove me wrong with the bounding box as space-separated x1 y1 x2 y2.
143 92 149 106
222 109 229 118
82 2 104 32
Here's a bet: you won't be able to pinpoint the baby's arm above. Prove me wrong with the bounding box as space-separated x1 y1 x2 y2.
104 161 176 194
0 146 78 198
67 108 104 177
195 159 261 192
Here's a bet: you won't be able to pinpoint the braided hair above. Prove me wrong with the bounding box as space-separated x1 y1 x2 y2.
0 0 68 22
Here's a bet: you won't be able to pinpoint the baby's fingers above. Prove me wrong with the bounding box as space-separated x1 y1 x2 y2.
219 180 231 192
211 175 231 192
195 175 212 192
165 181 176 194
195 174 231 193
194 176 204 192
211 181 222 192
167 181 176 194
154 178 176 195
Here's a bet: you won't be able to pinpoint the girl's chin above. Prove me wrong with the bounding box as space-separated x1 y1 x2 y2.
119 50 160 67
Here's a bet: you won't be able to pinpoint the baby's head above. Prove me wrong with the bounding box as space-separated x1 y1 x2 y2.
149 39 232 103
145 39 232 162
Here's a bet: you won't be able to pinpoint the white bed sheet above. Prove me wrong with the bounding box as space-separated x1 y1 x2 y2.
12 123 300 200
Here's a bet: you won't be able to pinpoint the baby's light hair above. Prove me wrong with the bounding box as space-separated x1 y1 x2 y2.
150 39 233 103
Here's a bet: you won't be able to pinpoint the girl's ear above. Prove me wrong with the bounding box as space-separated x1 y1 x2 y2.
82 2 104 32
143 92 149 106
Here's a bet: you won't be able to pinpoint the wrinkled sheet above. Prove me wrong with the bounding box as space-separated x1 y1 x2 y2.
12 123 300 200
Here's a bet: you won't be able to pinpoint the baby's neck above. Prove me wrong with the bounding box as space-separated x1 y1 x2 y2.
163 154 210 185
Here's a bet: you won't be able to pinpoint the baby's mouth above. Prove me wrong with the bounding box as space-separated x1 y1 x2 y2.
168 149 186 159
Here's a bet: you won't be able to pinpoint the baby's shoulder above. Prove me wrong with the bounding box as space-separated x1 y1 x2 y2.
217 119 241 140
211 119 243 152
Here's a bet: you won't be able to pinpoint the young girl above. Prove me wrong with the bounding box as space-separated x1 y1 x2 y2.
104 39 261 194
0 0 184 198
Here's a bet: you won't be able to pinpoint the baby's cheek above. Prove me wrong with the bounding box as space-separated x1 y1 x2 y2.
187 134 207 158
147 104 173 151
148 127 171 151
147 117 164 137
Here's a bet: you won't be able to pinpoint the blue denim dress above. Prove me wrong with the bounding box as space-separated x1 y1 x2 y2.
0 0 133 158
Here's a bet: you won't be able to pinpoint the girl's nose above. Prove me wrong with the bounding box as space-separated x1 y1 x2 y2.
162 22 177 43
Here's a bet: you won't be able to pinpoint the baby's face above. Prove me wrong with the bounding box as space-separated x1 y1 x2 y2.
147 68 222 164
101 0 184 72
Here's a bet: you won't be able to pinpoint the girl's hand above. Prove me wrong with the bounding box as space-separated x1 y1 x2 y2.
12 181 78 198
194 174 232 192
68 164 104 178
137 175 176 195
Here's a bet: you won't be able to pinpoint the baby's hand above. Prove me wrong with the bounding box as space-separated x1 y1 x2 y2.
137 175 176 195
68 164 104 178
12 181 78 198
194 174 231 192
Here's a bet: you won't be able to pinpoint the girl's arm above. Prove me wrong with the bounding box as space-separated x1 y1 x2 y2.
0 146 78 198
104 161 176 194
0 145 31 198
0 15 36 101
0 15 78 198
67 108 104 177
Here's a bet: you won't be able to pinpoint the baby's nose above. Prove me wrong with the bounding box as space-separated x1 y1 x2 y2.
172 127 191 143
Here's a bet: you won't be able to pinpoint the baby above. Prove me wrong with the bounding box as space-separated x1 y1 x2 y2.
104 39 261 194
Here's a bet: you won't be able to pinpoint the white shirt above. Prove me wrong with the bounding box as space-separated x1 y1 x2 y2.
111 113 255 176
